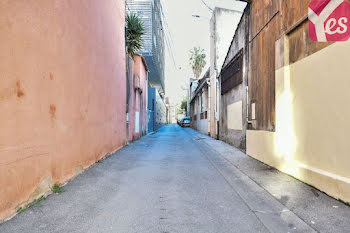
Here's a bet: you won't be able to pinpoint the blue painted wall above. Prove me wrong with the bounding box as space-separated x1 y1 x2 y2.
148 88 167 132
148 88 156 132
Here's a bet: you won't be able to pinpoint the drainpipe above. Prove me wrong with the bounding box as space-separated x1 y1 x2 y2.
245 5 252 126
126 55 130 145
125 21 130 144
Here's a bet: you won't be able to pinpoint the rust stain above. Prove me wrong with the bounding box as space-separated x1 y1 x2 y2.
49 104 56 119
49 73 54 80
16 81 24 98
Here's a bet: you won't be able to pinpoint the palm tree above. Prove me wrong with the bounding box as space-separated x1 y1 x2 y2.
126 13 145 57
189 47 206 79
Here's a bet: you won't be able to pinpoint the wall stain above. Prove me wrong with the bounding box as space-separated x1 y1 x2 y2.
0 87 13 101
49 104 56 119
6 18 13 30
16 81 24 98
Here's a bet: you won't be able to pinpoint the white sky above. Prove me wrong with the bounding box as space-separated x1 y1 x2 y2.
161 0 246 105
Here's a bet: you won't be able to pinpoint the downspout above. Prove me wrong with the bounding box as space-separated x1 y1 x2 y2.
245 4 253 125
126 56 130 144
125 24 130 144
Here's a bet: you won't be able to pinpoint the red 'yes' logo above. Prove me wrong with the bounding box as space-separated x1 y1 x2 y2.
309 0 350 41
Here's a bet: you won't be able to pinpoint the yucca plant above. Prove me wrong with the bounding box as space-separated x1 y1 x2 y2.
126 13 145 57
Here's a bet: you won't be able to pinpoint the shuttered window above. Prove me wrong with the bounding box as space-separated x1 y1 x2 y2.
221 49 243 95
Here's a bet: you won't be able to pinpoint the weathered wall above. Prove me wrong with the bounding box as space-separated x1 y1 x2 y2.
248 0 337 131
210 8 243 138
0 0 126 220
190 86 209 135
148 88 166 131
248 1 279 131
127 55 148 141
147 87 155 132
219 10 249 150
133 55 148 137
155 88 167 130
127 56 136 142
246 0 350 202
247 40 350 203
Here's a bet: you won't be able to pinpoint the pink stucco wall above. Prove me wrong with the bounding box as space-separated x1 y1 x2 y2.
0 0 126 220
127 56 135 142
134 55 148 136
127 55 148 141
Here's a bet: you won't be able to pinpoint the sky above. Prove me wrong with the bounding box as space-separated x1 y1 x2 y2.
160 0 247 106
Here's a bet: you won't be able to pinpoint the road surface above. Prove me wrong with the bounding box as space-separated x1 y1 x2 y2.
0 125 339 232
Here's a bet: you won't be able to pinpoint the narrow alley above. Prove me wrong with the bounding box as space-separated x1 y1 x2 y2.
1 0 350 232
1 125 350 233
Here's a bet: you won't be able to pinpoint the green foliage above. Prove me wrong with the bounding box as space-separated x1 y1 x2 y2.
17 207 24 214
36 195 47 204
180 99 187 115
126 13 145 57
51 184 63 194
189 47 206 79
16 195 47 214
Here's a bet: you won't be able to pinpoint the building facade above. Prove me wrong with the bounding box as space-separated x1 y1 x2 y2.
168 103 177 124
127 0 166 132
209 7 244 138
190 69 210 135
0 0 127 220
148 88 167 132
218 8 250 151
189 0 350 203
244 0 350 204
126 55 149 142
126 0 165 94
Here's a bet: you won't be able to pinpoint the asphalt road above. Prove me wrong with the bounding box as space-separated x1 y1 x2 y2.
0 125 320 232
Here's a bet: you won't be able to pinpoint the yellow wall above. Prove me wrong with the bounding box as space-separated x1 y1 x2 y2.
227 101 243 130
247 40 350 202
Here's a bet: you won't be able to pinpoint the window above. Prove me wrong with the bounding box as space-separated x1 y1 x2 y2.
221 49 243 95
200 92 204 113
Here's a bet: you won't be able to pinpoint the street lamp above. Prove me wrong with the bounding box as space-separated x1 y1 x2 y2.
191 14 210 20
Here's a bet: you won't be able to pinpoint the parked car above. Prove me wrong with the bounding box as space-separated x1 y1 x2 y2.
180 117 191 127
177 118 182 125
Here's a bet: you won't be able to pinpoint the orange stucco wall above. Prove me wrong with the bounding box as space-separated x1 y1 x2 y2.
0 0 126 220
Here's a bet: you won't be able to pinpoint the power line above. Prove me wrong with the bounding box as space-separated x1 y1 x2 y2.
200 0 213 12
159 0 178 69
